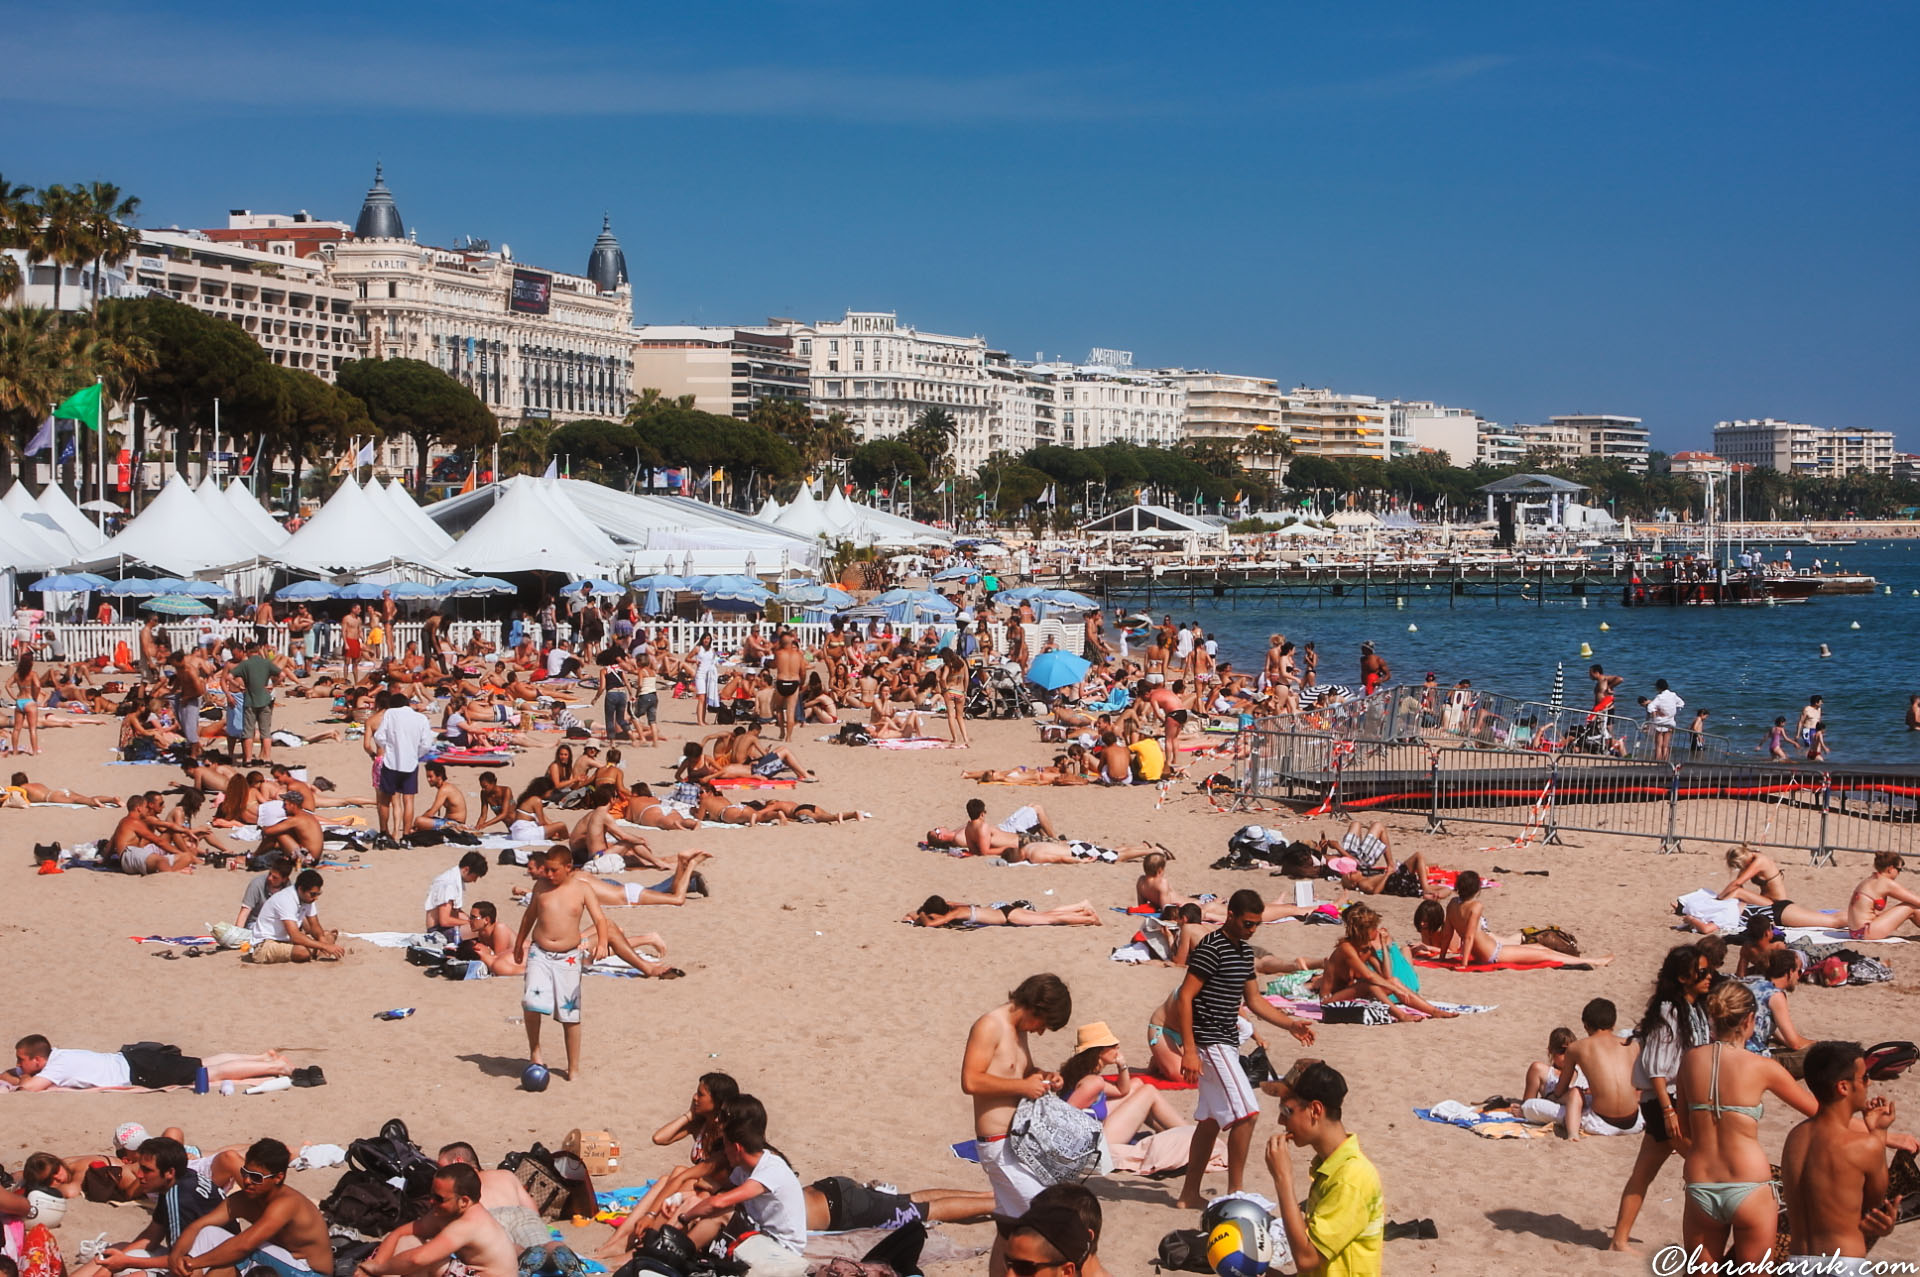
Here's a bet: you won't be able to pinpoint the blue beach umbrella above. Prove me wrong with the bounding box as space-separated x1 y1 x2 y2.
30 573 111 593
275 580 340 601
566 578 625 597
632 573 689 592
443 577 516 597
1026 650 1092 691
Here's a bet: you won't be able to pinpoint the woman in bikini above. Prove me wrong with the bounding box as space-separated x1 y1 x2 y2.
2 773 119 807
211 773 264 827
691 782 772 826
479 776 568 842
799 672 840 724
1845 851 1920 939
904 895 1103 928
544 744 577 793
623 782 701 831
1316 904 1456 1021
937 649 969 748
1675 980 1816 1266
1058 1024 1187 1148
1432 870 1613 968
740 799 866 825
6 654 42 755
596 1073 739 1260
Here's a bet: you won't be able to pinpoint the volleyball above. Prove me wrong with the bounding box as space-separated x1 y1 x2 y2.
1206 1218 1272 1276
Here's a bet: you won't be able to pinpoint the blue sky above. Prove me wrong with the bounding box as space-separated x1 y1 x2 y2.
6 1 1915 451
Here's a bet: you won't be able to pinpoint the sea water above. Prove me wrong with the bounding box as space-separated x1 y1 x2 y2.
1124 540 1920 766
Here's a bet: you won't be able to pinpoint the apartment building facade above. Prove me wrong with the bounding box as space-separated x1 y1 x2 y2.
785 310 997 469
629 326 809 419
1712 418 1896 477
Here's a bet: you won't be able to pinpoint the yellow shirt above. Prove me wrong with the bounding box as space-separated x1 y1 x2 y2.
1127 738 1166 782
1305 1134 1383 1277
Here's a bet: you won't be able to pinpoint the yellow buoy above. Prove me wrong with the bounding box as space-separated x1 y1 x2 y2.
1579 642 1593 658
1599 622 1611 631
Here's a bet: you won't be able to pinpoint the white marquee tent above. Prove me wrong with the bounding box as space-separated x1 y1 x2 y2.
273 479 448 575
431 476 623 577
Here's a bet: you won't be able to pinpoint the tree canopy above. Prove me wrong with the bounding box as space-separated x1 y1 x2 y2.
335 357 497 495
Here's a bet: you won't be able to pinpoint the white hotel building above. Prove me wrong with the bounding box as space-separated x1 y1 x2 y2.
783 310 997 467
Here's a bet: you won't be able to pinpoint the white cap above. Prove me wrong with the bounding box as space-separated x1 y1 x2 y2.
1241 825 1267 841
114 1122 151 1152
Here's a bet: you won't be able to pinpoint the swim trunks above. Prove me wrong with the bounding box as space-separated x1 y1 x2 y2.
977 1134 1046 1215
522 945 584 1024
343 639 362 661
810 1176 928 1232
120 845 162 875
751 753 784 779
774 679 800 698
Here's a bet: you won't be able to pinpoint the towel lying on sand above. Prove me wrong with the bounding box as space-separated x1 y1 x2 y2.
1785 926 1909 945
1412 957 1582 972
709 776 797 789
1415 1104 1549 1139
871 737 958 750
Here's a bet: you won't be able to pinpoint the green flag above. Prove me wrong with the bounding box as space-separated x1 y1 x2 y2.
53 383 103 430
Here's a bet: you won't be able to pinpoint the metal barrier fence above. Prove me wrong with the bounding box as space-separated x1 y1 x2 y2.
1233 726 1918 863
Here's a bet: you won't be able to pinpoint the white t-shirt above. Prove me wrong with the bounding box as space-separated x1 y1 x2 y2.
424 866 464 915
256 799 287 828
39 1047 134 1089
546 647 570 677
1174 630 1195 658
729 1151 806 1253
373 706 436 773
1647 689 1684 729
251 885 317 944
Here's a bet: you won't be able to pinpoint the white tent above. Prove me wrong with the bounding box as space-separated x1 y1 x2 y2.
0 508 77 571
765 484 949 548
770 486 839 539
1 485 82 561
34 484 109 553
425 477 821 575
1329 510 1382 530
755 496 782 521
222 480 288 548
274 479 447 574
82 474 256 575
432 476 622 577
193 478 282 557
376 480 455 554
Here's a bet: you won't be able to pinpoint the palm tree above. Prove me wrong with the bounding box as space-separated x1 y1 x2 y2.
27 185 92 312
0 174 36 303
497 420 553 476
74 181 139 305
0 306 67 484
63 304 156 503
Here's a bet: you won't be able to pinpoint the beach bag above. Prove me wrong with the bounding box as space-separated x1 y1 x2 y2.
1238 1046 1277 1086
1848 955 1895 985
329 1238 379 1277
519 1244 589 1277
1521 926 1581 956
1865 1041 1919 1081
1153 1229 1213 1273
81 1164 132 1203
501 1145 596 1221
1007 1093 1107 1185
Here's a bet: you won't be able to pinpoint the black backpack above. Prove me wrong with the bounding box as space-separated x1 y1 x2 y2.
346 1118 438 1197
320 1172 420 1242
1153 1228 1212 1272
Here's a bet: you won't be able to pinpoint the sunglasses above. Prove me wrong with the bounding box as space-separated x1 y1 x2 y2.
1006 1260 1062 1277
239 1168 277 1184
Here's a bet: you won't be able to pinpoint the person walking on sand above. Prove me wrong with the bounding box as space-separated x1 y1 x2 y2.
1173 889 1317 1209
513 847 611 1081
960 973 1072 1277
1611 945 1713 1251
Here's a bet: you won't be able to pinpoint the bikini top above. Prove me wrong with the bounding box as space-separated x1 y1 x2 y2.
1689 1043 1764 1121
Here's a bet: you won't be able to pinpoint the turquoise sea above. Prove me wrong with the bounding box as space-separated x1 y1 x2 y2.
1124 540 1920 766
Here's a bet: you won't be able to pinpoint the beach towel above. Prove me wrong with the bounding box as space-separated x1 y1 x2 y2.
433 749 512 767
1411 957 1572 972
346 932 433 949
1676 888 1742 932
871 737 956 750
1134 1071 1198 1091
1785 927 1909 945
1106 1125 1230 1176
1415 1104 1548 1139
129 934 216 946
708 777 798 789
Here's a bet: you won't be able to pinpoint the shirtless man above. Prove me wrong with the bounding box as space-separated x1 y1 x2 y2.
432 1145 550 1256
1796 694 1824 752
341 606 365 685
1534 999 1644 1139
771 632 807 742
1358 641 1389 696
414 762 468 832
569 789 670 869
1589 663 1624 713
1779 1041 1900 1273
960 798 1056 857
111 793 202 874
1136 852 1320 923
170 1138 331 1277
1144 680 1190 766
513 847 612 1079
139 616 168 682
1097 731 1131 784
256 791 324 867
961 973 1072 1277
355 1163 516 1277
172 648 210 763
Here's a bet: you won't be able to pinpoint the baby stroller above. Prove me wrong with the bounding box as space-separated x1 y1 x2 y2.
967 657 1035 719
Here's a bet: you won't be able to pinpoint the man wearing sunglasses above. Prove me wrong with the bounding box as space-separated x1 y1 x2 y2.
995 1205 1094 1277
354 1163 517 1277
170 1139 332 1277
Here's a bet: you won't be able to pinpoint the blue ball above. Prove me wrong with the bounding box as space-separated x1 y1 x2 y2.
520 1064 550 1092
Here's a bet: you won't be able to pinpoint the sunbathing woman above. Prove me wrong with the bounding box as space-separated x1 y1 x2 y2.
1318 904 1457 1021
584 850 713 908
1844 851 1920 939
1059 1025 1187 1148
1429 871 1614 967
624 782 702 832
690 782 776 826
740 799 867 824
800 673 840 724
961 761 1091 786
904 896 1104 928
211 773 264 827
478 776 570 842
3 773 119 807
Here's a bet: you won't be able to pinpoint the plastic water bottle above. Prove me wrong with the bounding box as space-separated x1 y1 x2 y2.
193 1067 210 1094
376 1008 414 1021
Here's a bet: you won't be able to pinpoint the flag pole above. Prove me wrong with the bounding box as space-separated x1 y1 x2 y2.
96 377 106 528
212 396 221 487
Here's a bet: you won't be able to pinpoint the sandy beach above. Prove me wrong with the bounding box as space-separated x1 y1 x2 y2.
4 691 1917 1274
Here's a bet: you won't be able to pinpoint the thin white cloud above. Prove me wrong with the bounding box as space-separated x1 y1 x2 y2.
1 10 1149 123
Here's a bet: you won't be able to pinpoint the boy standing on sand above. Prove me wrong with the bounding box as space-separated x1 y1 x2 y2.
1174 889 1317 1209
513 847 611 1081
961 973 1072 1277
